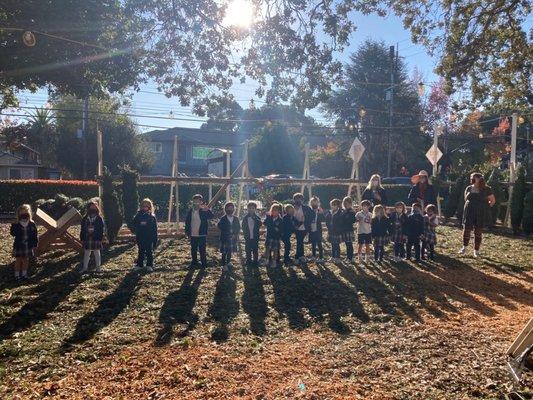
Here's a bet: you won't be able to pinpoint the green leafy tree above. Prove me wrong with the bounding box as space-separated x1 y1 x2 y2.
323 40 428 178
101 167 123 245
510 163 527 234
121 165 140 231
53 95 153 178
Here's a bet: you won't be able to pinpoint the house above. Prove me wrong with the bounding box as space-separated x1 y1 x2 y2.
0 142 61 180
142 127 245 176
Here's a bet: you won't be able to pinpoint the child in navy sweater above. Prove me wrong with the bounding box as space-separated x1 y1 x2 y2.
326 198 343 260
10 204 38 280
132 198 158 272
308 196 326 262
371 204 390 262
217 202 241 271
282 204 298 264
389 201 408 260
406 203 424 261
264 203 283 268
341 196 357 262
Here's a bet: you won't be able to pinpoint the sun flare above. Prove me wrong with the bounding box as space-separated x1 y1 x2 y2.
224 0 254 28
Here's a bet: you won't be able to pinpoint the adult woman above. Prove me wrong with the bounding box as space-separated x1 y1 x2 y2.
459 172 495 257
362 174 388 207
408 170 436 208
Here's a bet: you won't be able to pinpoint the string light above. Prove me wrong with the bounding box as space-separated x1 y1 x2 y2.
22 31 36 47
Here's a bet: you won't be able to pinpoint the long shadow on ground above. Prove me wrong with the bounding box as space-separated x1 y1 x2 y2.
241 264 268 335
155 267 206 346
208 270 239 342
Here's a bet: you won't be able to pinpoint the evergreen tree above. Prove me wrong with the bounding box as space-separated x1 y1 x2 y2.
522 190 533 236
510 164 527 234
102 167 123 245
486 168 505 227
121 166 139 231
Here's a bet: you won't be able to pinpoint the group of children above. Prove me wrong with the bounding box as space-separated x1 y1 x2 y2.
9 192 439 280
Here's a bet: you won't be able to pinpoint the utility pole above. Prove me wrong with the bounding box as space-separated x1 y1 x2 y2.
82 96 89 180
505 113 518 228
386 45 395 177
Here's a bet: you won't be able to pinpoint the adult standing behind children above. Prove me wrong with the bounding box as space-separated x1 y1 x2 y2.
408 170 436 209
459 172 495 258
185 194 214 269
362 174 388 207
292 193 314 264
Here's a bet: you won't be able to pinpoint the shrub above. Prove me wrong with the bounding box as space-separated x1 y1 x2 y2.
486 168 505 227
121 166 139 230
510 163 527 234
455 174 469 224
522 189 533 236
444 174 466 220
101 167 123 245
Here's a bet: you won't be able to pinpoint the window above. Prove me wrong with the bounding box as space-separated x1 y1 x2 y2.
9 168 21 179
192 146 215 160
148 142 163 153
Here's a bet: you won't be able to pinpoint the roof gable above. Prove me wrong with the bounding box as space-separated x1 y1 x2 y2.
141 127 243 147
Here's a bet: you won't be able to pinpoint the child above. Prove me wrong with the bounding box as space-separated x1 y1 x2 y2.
132 198 158 272
264 203 283 268
10 204 38 280
355 200 373 262
389 201 408 260
341 196 357 262
241 201 261 266
292 193 313 263
80 200 105 273
422 204 439 260
308 197 325 262
371 204 390 262
406 203 424 261
282 204 298 264
326 199 343 261
217 202 241 271
185 194 214 269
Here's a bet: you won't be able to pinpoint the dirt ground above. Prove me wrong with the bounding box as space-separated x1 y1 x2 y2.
0 224 531 399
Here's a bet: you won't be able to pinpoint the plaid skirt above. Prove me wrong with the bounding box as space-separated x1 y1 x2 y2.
265 238 280 251
13 243 32 258
373 235 389 247
341 231 355 243
423 229 437 245
83 237 102 250
391 230 407 244
220 235 238 254
328 233 342 244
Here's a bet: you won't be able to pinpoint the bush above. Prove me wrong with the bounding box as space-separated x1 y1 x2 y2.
455 174 469 224
486 168 505 227
121 166 139 230
522 189 533 236
510 163 527 234
101 167 123 245
444 174 466 220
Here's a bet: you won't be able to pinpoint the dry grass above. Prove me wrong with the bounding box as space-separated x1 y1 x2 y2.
0 224 531 399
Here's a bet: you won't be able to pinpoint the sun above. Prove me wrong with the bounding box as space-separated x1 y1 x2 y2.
224 0 254 28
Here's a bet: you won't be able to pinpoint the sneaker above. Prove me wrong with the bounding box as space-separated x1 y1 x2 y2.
458 246 466 254
133 265 142 271
473 250 480 258
146 265 154 272
227 262 233 269
316 258 324 264
269 260 277 268
95 266 102 273
222 264 229 272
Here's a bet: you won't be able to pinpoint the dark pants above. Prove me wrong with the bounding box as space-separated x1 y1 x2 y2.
393 242 405 258
245 238 259 264
345 242 354 260
190 236 207 267
374 245 384 261
421 241 435 260
283 237 292 262
295 230 306 259
406 239 421 260
221 252 232 265
137 242 154 267
463 226 483 250
309 232 323 258
331 242 341 258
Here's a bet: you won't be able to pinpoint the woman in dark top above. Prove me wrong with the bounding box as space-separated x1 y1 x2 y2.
408 170 436 208
459 172 495 258
362 174 388 207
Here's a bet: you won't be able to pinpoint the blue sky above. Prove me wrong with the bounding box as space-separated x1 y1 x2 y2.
17 11 439 132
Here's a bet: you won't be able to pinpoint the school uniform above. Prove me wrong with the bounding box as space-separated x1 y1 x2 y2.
185 207 215 267
264 215 283 260
217 214 241 265
292 204 314 260
422 214 438 260
371 216 390 261
326 209 343 258
355 210 372 245
242 213 261 265
389 212 408 258
282 214 298 263
341 208 356 260
10 221 38 258
406 211 424 261
80 215 105 250
132 211 158 268
308 208 325 259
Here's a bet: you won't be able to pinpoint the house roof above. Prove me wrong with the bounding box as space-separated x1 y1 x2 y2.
142 127 244 147
0 151 40 166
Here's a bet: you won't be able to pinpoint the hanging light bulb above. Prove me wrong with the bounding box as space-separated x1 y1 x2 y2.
358 107 366 118
417 82 425 97
420 125 427 133
436 124 445 136
518 116 525 125
448 112 457 123
22 31 36 47
478 133 484 139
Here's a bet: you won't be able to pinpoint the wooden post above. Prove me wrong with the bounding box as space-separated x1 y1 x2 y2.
301 143 310 197
96 120 103 199
348 160 361 201
505 114 518 228
236 140 249 217
174 139 180 232
432 130 439 178
207 159 246 208
167 135 178 234
225 149 231 202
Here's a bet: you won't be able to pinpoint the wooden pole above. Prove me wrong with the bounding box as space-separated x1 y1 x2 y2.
167 135 178 234
236 140 249 217
432 131 439 177
207 159 246 209
348 160 356 198
301 143 310 197
225 150 231 202
174 139 180 232
208 184 213 202
96 120 103 199
505 114 518 228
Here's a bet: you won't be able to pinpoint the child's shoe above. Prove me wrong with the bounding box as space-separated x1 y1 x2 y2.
222 264 229 272
95 266 102 273
473 250 480 258
458 246 466 254
146 265 154 272
269 260 277 268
